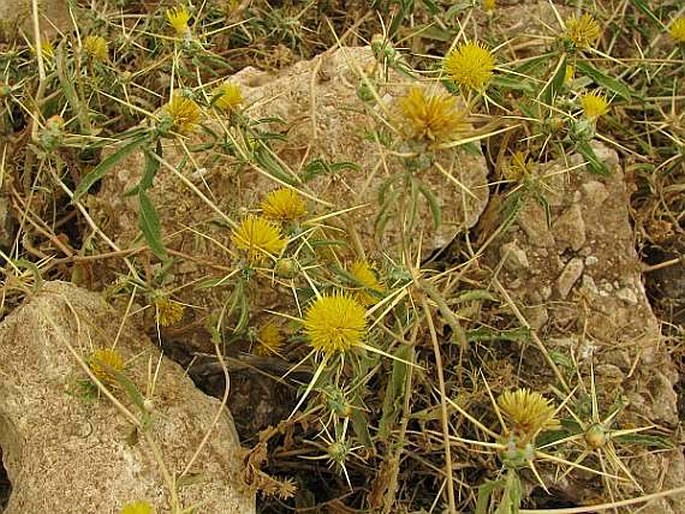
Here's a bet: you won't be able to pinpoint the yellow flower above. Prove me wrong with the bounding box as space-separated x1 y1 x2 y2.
444 42 495 91
255 322 285 356
498 388 560 438
504 151 533 181
348 260 384 306
162 96 201 134
154 296 185 326
88 348 125 387
580 90 609 119
565 14 601 49
482 0 496 12
83 35 108 61
564 65 575 84
396 87 465 143
166 6 191 36
261 188 307 221
38 40 54 60
303 293 366 354
231 215 287 262
669 17 685 43
121 501 156 514
213 82 243 112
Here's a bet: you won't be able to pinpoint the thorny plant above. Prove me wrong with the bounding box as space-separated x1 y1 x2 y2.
0 0 684 513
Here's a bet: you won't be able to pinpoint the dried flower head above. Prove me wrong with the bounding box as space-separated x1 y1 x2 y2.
261 188 307 221
444 42 495 91
161 96 201 134
668 17 685 43
213 82 243 112
120 501 156 514
580 90 610 119
348 260 384 306
154 296 185 326
231 215 287 262
396 87 465 143
498 388 560 438
88 348 125 387
256 322 285 356
565 14 601 49
83 35 108 61
166 6 191 36
303 293 366 354
504 151 533 181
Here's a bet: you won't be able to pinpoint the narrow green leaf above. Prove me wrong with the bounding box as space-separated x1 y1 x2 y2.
417 182 441 229
629 0 664 28
541 54 567 107
575 61 633 101
75 137 146 200
138 191 167 261
577 141 610 175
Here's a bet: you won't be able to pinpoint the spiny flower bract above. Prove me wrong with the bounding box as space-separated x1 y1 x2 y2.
261 188 307 221
166 6 191 36
348 260 384 306
83 35 108 61
120 501 156 514
154 296 185 326
256 322 285 356
396 87 465 143
668 17 685 43
498 388 560 438
580 91 610 119
303 293 366 354
443 42 495 91
88 348 125 386
565 14 601 49
231 215 287 262
162 96 201 134
213 82 243 112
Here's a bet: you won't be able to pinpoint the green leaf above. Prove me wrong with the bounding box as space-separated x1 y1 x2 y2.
577 141 610 175
541 54 567 107
75 137 146 200
575 61 633 101
629 0 663 28
379 344 413 439
614 433 673 449
466 326 530 343
137 191 167 261
417 182 441 229
125 139 163 196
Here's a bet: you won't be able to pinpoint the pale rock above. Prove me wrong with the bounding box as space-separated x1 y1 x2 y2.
616 287 638 305
552 204 586 252
557 257 584 298
500 240 529 272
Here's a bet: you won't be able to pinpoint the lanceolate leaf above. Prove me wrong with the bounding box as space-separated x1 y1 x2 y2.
138 191 167 261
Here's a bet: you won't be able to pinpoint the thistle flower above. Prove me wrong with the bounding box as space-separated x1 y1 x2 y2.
482 0 496 12
231 215 287 262
35 40 54 60
213 82 243 112
396 87 465 143
120 501 156 514
166 6 191 36
443 42 495 91
161 96 201 135
668 17 685 43
261 188 307 221
154 296 185 326
348 260 384 306
580 91 610 119
303 293 366 354
565 14 601 49
255 322 285 356
83 35 108 61
88 348 125 387
498 388 560 439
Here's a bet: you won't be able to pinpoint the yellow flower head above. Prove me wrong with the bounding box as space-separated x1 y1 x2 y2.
88 348 125 387
38 40 54 60
162 96 201 134
669 17 685 43
303 293 366 354
261 188 307 221
565 14 601 49
166 6 191 36
231 215 287 262
498 388 560 438
213 82 243 112
580 90 610 119
564 65 575 84
396 87 465 143
154 296 185 326
444 42 495 91
348 260 384 306
83 35 108 61
120 501 156 514
255 322 285 356
504 151 533 181
482 0 496 12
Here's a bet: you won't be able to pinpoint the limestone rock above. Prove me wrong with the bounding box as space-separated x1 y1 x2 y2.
0 282 255 514
553 203 586 252
557 257 584 298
